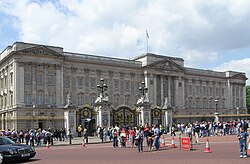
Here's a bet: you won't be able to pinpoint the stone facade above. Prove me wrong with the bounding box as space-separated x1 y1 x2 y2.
0 42 248 131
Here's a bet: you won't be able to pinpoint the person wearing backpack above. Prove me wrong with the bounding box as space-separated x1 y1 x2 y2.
237 127 249 158
136 127 144 153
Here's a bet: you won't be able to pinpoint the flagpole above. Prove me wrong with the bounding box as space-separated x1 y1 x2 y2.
146 30 149 54
146 35 148 54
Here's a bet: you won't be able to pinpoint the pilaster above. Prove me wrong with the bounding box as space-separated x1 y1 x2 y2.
55 65 63 106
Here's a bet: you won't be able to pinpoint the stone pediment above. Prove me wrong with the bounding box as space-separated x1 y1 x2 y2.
230 73 248 80
17 46 64 58
145 59 184 72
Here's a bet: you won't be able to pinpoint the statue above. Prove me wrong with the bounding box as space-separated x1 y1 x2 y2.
144 93 149 103
136 93 149 105
163 97 169 108
66 93 72 105
95 93 103 103
136 96 144 104
95 93 109 103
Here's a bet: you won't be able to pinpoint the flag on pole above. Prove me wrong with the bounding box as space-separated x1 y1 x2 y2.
146 30 150 39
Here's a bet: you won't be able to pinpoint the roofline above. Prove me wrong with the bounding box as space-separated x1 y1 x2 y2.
131 53 184 61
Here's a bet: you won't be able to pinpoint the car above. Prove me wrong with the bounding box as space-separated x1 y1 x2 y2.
0 136 36 163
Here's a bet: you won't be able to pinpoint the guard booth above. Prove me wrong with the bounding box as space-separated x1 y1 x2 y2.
77 106 96 136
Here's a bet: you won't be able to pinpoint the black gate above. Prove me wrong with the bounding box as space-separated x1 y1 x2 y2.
113 106 135 127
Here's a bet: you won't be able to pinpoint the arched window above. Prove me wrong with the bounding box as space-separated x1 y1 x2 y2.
114 94 120 107
125 95 130 106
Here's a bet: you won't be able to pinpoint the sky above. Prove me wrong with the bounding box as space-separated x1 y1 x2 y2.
0 0 249 85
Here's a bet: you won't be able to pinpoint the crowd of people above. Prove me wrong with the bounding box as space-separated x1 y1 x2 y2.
1 119 249 156
0 128 69 147
94 124 165 153
91 119 249 154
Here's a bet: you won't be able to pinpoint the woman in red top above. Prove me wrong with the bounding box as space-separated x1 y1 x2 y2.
130 127 136 148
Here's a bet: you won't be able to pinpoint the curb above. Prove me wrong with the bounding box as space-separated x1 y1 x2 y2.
35 141 112 148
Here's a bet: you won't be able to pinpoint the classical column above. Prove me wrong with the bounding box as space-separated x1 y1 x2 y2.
243 85 247 109
18 62 25 105
153 74 157 104
55 65 63 106
168 76 171 106
31 63 37 105
160 75 164 106
71 67 77 105
174 76 179 107
181 78 185 109
44 64 48 105
226 80 232 109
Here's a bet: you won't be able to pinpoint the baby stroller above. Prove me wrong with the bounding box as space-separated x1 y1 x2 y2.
121 136 127 147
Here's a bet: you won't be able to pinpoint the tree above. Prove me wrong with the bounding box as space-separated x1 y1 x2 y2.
246 86 250 113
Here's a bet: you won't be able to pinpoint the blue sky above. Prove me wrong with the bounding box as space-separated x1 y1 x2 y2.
0 0 249 84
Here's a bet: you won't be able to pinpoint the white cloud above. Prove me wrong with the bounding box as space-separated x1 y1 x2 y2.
180 50 219 67
1 0 250 70
214 58 250 85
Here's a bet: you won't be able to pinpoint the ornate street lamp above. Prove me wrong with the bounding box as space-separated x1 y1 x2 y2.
97 78 108 97
139 81 148 97
214 98 219 114
214 98 219 124
236 107 239 115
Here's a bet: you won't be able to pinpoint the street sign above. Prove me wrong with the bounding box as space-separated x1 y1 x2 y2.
181 137 190 151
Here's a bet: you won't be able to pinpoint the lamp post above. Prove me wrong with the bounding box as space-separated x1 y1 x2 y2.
236 107 239 115
214 99 219 115
137 81 150 126
97 78 108 98
95 78 110 128
214 98 219 124
139 81 148 97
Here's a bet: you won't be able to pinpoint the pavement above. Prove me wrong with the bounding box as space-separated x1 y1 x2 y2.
37 133 175 147
37 136 112 147
35 131 240 147
33 134 249 164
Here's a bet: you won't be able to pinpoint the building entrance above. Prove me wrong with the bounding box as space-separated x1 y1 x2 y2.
113 106 136 127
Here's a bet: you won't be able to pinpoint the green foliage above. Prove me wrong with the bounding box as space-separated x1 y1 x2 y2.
246 86 250 113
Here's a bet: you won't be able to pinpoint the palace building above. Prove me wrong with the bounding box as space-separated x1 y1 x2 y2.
0 42 248 133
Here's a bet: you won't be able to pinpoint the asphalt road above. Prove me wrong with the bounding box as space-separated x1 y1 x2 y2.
11 135 250 164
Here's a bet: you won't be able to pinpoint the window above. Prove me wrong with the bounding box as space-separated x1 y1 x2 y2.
91 96 96 106
114 95 119 107
125 81 130 91
48 75 54 85
114 80 119 90
10 92 13 106
125 95 130 106
0 96 3 107
48 94 55 105
4 95 7 107
36 91 44 105
37 74 43 84
64 77 70 87
24 73 31 84
10 73 13 86
90 78 96 89
4 76 7 87
78 93 84 106
78 77 84 87
196 86 199 95
24 93 32 105
0 78 3 89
